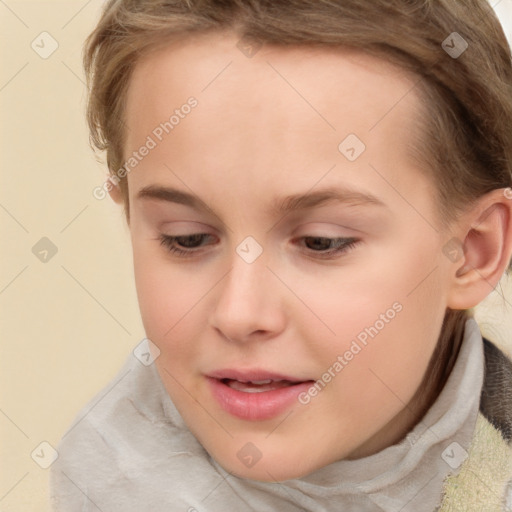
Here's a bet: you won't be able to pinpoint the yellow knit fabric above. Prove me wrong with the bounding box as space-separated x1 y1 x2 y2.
439 413 512 511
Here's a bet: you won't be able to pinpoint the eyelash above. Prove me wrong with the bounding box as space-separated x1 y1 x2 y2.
158 233 360 260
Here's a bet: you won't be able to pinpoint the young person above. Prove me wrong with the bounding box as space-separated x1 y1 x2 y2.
51 1 512 510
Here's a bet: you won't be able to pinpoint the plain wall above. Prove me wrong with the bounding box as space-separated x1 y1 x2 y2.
1 1 511 510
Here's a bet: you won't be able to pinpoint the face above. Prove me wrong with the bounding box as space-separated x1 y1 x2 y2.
123 30 457 481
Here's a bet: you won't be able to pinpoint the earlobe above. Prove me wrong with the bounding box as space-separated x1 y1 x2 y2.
446 188 512 310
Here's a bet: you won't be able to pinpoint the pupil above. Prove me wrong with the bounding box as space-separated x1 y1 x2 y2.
180 234 203 247
307 237 330 250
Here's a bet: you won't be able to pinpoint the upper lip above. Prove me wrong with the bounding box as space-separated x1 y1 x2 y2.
207 368 311 383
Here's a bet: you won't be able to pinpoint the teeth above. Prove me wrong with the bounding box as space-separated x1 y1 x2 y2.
224 379 295 393
235 386 271 393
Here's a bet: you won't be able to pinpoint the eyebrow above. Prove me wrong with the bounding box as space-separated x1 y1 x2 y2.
136 184 388 215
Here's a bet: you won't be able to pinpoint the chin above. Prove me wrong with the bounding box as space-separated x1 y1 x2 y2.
211 447 329 483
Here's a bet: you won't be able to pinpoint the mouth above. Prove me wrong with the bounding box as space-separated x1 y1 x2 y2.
206 369 315 421
219 378 305 393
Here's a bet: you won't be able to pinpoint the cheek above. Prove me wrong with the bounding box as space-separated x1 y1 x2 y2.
310 240 446 409
132 241 207 357
298 250 436 358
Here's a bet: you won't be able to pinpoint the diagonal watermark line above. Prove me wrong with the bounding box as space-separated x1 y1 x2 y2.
364 0 506 134
200 475 229 505
397 472 438 511
61 265 131 335
369 76 423 132
60 205 89 233
267 61 336 131
264 469 298 503
61 471 105 511
164 268 232 337
265 266 336 335
0 408 29 438
62 369 132 439
0 472 29 502
220 477 260 512
465 467 502 502
201 61 233 92
368 368 412 409
0 62 29 93
461 419 503 499
164 164 233 233
406 265 439 297
443 416 501 500
199 467 236 505
61 0 93 29
61 60 86 86
194 451 260 512
0 265 29 295
162 367 234 438
201 465 258 512
462 264 512 309
265 410 294 439
368 367 441 446
369 163 439 233
0 203 29 233
366 0 504 134
0 0 28 28
468 202 501 232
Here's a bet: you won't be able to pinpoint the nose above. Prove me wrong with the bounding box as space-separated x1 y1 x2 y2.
210 247 286 344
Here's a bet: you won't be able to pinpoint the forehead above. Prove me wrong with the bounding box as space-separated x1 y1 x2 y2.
123 30 431 219
125 30 421 135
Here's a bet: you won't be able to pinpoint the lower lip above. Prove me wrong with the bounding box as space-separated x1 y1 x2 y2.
207 377 314 421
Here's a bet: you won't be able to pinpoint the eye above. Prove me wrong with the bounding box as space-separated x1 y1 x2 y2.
159 233 360 260
159 233 215 257
297 236 360 259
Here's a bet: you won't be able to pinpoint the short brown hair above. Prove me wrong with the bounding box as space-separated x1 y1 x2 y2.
84 0 512 225
83 0 512 414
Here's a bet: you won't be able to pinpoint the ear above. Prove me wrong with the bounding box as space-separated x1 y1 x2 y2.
108 179 124 204
446 188 512 309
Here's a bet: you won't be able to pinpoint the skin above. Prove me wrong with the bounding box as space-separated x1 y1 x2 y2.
110 30 512 482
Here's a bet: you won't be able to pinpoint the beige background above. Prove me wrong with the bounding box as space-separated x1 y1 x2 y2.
1 1 512 510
